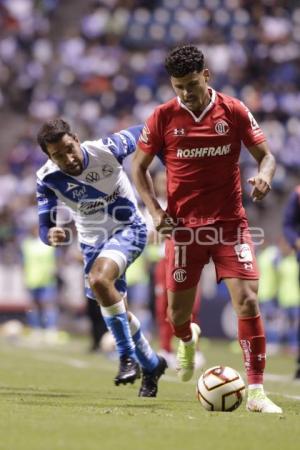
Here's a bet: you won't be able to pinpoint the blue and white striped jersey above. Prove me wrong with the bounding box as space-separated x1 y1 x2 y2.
36 126 146 247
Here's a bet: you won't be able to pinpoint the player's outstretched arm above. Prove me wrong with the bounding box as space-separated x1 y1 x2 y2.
246 141 276 202
132 146 174 235
36 179 69 247
37 179 59 245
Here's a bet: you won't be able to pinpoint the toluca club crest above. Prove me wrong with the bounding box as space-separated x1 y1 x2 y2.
215 120 229 135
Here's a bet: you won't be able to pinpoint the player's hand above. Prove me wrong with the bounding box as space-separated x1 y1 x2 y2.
152 210 175 236
247 175 271 202
48 227 67 246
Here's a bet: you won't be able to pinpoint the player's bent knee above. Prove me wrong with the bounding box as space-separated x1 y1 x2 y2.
238 295 259 317
88 272 114 296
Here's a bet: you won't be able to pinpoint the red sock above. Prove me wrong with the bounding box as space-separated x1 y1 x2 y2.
238 314 266 385
171 319 192 342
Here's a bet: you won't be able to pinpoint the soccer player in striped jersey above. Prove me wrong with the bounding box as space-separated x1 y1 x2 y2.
36 118 167 397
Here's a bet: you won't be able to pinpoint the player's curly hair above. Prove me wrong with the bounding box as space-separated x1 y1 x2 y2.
165 45 205 78
37 118 75 154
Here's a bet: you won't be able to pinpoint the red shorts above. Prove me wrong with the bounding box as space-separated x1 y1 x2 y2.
165 220 259 291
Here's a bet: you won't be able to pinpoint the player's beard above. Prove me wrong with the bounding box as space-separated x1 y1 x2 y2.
64 162 83 176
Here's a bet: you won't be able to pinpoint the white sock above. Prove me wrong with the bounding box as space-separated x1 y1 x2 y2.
100 299 126 317
182 337 194 345
248 384 263 390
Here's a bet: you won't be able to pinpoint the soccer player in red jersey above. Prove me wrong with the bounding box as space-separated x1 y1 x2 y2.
132 45 282 413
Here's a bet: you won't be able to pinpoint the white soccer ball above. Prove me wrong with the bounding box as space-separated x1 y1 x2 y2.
197 365 245 412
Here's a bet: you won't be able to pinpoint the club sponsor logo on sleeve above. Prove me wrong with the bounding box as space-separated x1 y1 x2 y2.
239 101 262 133
247 111 260 131
139 124 150 144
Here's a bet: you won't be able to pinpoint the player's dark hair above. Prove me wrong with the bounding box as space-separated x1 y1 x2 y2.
37 118 75 154
165 45 205 78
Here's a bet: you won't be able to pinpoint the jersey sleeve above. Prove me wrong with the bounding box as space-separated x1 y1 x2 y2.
234 100 266 148
283 189 300 248
102 125 143 163
138 107 164 155
36 178 58 245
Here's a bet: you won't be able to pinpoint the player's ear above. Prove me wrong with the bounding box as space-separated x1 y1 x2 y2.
203 68 210 83
73 134 80 143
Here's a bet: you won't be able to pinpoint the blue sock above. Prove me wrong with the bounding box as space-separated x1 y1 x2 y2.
129 313 159 372
101 300 136 360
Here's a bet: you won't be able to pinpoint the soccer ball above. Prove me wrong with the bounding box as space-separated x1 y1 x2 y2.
197 365 245 412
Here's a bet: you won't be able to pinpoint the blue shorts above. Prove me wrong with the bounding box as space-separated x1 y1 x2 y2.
80 221 147 300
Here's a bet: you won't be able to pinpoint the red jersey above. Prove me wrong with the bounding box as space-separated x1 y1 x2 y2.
138 88 266 227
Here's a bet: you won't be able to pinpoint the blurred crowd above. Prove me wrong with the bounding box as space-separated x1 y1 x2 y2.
0 0 299 350
1 0 300 163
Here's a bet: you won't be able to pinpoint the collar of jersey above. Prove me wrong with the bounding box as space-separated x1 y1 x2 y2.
177 87 216 123
81 145 89 170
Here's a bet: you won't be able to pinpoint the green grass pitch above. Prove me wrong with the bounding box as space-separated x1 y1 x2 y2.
0 338 299 450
